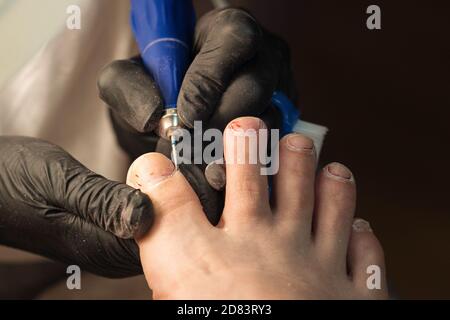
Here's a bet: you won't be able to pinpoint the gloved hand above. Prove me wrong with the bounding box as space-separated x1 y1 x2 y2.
0 136 152 278
98 7 295 160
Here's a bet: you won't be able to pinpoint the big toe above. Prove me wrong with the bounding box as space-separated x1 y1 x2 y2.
127 153 213 295
127 153 208 240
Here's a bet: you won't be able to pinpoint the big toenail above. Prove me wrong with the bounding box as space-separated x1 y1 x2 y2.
139 162 175 189
286 133 315 154
352 218 373 232
325 162 354 181
229 117 265 134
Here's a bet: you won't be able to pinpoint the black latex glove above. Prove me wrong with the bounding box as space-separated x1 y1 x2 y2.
0 136 152 278
98 8 295 217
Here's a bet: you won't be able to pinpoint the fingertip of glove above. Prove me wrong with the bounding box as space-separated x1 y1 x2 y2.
97 60 128 92
205 161 226 191
215 8 262 47
98 58 165 131
120 189 154 240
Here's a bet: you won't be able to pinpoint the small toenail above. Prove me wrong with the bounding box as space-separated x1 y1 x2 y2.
286 133 315 154
352 218 373 232
325 162 354 182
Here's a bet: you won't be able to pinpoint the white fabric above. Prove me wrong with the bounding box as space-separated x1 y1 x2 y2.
0 0 83 87
0 0 137 262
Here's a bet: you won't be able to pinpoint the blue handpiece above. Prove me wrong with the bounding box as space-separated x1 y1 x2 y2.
271 91 300 137
268 91 300 194
130 0 196 109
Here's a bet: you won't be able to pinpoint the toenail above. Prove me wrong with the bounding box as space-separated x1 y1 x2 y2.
352 218 373 232
325 162 354 182
138 161 175 189
229 117 265 133
286 133 315 154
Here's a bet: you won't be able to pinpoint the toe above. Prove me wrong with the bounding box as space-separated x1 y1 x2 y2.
222 117 271 228
273 133 316 237
127 153 215 292
313 163 356 270
127 153 209 239
348 219 388 299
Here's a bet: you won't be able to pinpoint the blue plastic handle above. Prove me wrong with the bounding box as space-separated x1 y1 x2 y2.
271 91 300 137
130 0 196 109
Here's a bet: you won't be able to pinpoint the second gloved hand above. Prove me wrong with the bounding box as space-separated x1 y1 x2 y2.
0 136 151 278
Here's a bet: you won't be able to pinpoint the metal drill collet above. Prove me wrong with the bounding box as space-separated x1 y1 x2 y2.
158 108 182 140
158 108 182 170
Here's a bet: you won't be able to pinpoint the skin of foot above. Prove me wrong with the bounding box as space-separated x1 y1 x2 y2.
127 117 388 300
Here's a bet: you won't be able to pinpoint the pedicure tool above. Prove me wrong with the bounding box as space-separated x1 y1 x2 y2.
130 0 196 169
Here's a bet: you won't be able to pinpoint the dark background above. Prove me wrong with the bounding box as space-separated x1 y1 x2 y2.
195 0 450 298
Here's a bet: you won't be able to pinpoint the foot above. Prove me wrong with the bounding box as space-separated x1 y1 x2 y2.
127 117 388 299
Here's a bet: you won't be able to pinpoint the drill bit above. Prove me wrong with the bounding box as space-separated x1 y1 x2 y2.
170 133 179 170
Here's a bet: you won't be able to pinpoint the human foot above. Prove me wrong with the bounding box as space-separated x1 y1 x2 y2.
127 117 388 299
